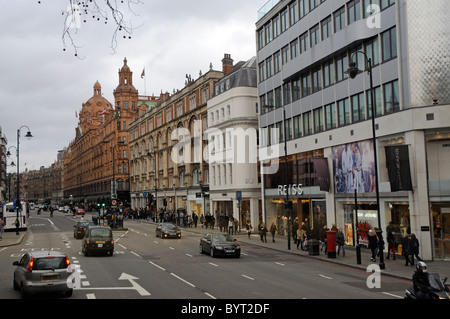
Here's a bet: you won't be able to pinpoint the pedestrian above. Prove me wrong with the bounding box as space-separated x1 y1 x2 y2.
234 218 239 235
368 229 379 262
336 228 345 257
296 225 305 249
386 229 396 260
320 225 329 254
270 221 278 243
401 233 411 266
258 222 268 243
228 217 234 235
0 217 4 241
246 220 252 239
409 233 421 265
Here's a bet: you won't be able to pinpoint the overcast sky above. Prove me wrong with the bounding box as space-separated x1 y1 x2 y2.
0 0 266 173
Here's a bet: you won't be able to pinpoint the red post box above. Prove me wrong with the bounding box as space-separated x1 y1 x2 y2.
327 230 337 258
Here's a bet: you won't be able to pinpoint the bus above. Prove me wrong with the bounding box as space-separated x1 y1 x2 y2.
1 201 28 231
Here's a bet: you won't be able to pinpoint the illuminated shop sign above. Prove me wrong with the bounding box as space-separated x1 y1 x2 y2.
277 184 304 196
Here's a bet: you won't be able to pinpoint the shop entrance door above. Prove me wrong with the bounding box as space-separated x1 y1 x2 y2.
432 205 450 259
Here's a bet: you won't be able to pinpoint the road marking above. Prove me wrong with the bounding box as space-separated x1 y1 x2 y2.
382 292 403 299
209 262 218 267
205 292 217 299
76 273 151 297
171 273 196 288
319 274 333 280
242 275 254 281
119 244 127 249
149 261 166 271
169 247 175 250
86 293 96 299
275 262 285 266
185 254 193 257
130 251 142 258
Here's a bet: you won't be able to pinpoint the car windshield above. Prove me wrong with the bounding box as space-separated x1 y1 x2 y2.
212 234 234 242
162 224 177 230
90 228 111 237
33 257 68 270
80 222 93 226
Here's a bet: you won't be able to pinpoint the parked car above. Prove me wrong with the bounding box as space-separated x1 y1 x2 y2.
73 221 95 239
13 251 73 298
76 208 85 215
199 233 241 258
155 223 181 239
82 226 114 256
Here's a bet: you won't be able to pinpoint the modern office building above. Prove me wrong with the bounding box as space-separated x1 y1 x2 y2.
257 0 450 260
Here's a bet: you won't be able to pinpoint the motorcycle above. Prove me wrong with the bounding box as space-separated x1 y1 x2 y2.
405 273 449 299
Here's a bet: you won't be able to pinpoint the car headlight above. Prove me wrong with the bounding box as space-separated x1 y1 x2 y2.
215 245 224 250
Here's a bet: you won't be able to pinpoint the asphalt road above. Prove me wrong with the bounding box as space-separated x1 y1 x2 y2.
0 211 409 302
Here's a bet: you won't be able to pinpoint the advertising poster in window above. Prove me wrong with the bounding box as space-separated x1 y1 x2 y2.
332 140 376 194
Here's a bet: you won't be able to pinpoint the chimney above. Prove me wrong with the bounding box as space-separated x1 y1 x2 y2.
222 53 234 75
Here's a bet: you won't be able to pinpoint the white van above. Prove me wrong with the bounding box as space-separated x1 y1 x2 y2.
1 201 28 231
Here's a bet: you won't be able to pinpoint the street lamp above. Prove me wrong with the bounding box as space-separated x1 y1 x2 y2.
13 126 33 235
346 51 385 269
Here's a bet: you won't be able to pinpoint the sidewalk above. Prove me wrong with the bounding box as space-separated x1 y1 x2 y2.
0 230 27 248
155 221 449 282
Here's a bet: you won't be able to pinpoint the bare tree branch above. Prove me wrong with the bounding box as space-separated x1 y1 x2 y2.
39 0 143 59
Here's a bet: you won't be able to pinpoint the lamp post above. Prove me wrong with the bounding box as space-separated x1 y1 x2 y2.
13 126 33 235
346 52 385 269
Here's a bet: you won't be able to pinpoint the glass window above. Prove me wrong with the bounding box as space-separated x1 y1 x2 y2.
336 54 348 82
292 79 301 101
294 114 303 138
301 73 311 97
382 27 397 62
364 0 378 19
334 6 346 33
365 36 380 67
312 68 322 93
383 80 400 113
313 107 324 133
323 60 335 87
303 111 313 136
367 86 382 117
337 98 350 126
273 15 280 39
321 16 332 40
300 31 309 53
381 0 395 10
289 1 299 26
351 92 366 123
275 87 282 107
283 83 291 105
348 0 361 25
282 45 289 65
274 51 281 74
310 24 320 47
325 103 337 130
291 39 299 60
281 8 288 33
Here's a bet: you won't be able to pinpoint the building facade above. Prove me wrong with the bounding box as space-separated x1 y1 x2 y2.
129 56 229 219
64 59 158 208
207 56 261 229
257 0 450 260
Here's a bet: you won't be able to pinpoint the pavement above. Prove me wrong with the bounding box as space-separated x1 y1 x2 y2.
2 218 448 283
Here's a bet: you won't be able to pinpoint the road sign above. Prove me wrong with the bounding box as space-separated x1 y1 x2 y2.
111 199 117 206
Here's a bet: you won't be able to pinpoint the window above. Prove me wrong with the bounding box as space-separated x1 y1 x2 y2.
265 23 272 45
282 45 289 65
364 0 378 19
276 121 284 142
290 39 299 60
266 56 273 78
259 62 266 83
312 68 322 93
310 24 320 47
365 36 380 67
382 27 397 62
300 31 309 53
267 91 274 109
274 51 281 74
367 86 382 117
258 29 264 50
293 114 303 138
321 16 332 40
334 6 346 33
285 118 293 140
283 83 291 105
289 1 299 26
292 79 301 101
275 87 282 107
299 0 309 18
335 54 348 82
280 8 288 33
310 0 320 11
313 107 324 133
381 0 395 10
323 60 335 87
351 92 366 123
337 98 350 126
303 111 313 136
273 15 280 39
325 103 337 130
383 80 400 113
348 0 361 25
301 73 311 97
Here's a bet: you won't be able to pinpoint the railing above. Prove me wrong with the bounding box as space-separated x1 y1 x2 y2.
258 0 281 20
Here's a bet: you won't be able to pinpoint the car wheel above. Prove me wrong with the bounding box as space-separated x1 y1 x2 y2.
210 247 215 258
84 247 89 257
65 289 73 298
13 277 19 291
109 249 114 256
199 245 204 254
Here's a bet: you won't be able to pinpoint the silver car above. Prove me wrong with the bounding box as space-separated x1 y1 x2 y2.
13 251 73 298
